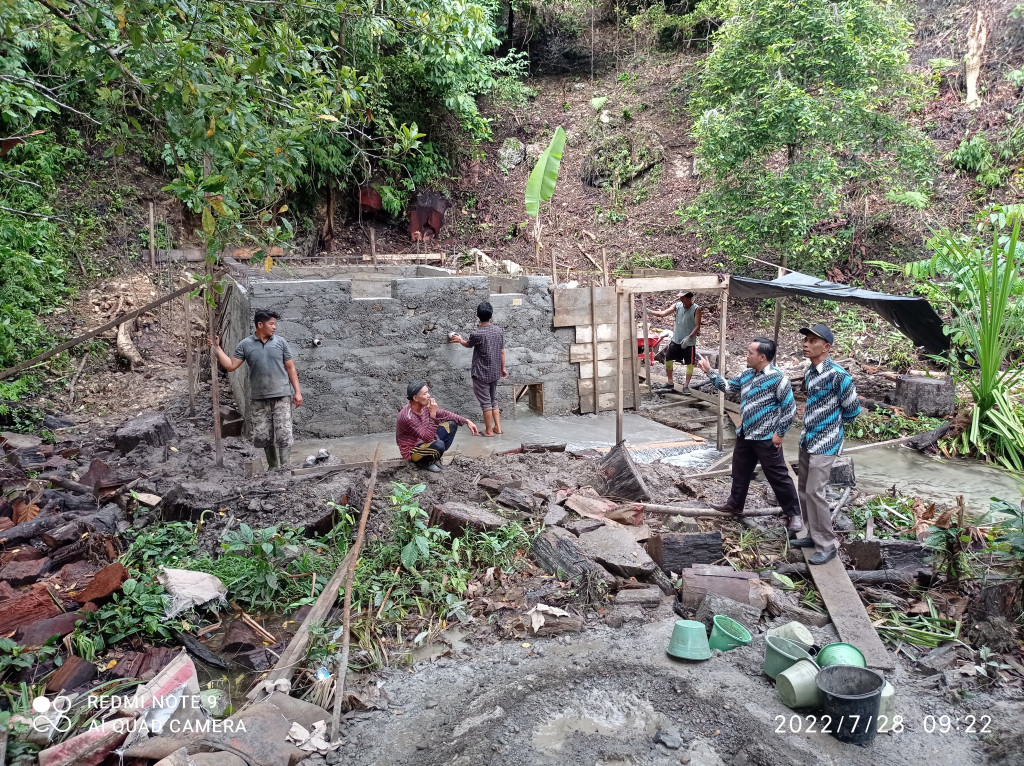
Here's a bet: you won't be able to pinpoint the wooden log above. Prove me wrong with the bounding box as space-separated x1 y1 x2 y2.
829 456 856 487
75 562 130 603
530 527 616 586
41 521 87 550
116 320 144 369
46 655 97 693
14 604 97 647
114 412 174 454
222 620 261 654
774 562 920 587
0 512 73 546
521 442 567 453
637 503 783 518
908 422 952 451
0 584 61 633
597 440 651 502
429 502 510 535
679 565 761 608
764 590 832 628
495 487 536 514
520 611 585 636
646 532 723 573
0 556 51 586
175 630 229 669
894 375 955 417
564 494 617 517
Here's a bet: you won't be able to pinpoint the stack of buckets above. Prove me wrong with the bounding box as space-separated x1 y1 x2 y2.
765 622 894 745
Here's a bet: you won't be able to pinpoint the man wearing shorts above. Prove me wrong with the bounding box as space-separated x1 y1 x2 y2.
210 308 302 470
396 382 479 473
649 291 702 392
449 301 508 437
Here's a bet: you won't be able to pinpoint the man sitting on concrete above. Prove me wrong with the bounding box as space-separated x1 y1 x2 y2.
696 338 803 533
210 308 303 470
396 382 479 472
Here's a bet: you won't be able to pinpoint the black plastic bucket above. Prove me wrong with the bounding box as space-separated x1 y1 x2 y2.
814 665 885 745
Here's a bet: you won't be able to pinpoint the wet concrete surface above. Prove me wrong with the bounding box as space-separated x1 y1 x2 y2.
294 410 701 464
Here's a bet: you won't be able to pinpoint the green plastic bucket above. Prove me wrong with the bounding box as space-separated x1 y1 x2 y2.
816 642 867 668
776 658 821 709
708 615 752 651
763 635 814 679
667 619 713 661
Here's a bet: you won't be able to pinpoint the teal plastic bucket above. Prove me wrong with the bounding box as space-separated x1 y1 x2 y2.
816 642 867 668
763 635 814 679
708 615 752 651
667 619 713 661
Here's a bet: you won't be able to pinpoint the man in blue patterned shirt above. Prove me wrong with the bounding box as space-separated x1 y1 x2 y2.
696 338 802 531
790 323 862 565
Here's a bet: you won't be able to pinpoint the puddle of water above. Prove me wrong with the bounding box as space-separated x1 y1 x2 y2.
534 689 663 751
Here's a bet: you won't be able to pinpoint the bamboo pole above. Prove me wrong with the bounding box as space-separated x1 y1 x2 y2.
207 260 224 468
184 291 195 416
629 292 640 409
641 296 650 390
148 203 155 267
332 444 382 740
590 284 600 414
772 258 786 344
615 289 624 443
601 248 608 287
637 503 784 518
716 284 729 451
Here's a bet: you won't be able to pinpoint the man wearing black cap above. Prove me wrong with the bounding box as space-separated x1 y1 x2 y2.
791 324 862 565
649 291 702 392
396 382 479 472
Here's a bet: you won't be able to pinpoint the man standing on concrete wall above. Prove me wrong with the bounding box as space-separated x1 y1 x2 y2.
210 308 303 470
649 291 702 392
696 338 803 533
790 324 861 565
449 301 508 437
397 382 479 472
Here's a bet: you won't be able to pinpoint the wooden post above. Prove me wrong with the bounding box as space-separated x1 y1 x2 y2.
629 292 641 410
551 246 557 285
474 250 480 272
369 227 377 265
772 256 786 344
206 263 224 468
641 295 651 390
716 284 729 452
615 288 624 443
601 248 609 287
184 291 195 416
148 203 156 267
590 284 600 414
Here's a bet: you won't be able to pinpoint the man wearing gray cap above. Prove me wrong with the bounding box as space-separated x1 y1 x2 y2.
649 291 702 392
791 323 862 565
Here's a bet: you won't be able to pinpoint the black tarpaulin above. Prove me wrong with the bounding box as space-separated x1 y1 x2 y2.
729 271 949 355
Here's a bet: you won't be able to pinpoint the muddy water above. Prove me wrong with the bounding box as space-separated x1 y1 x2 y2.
663 431 1023 515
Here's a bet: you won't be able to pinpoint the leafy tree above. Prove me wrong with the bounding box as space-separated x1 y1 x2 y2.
682 0 934 273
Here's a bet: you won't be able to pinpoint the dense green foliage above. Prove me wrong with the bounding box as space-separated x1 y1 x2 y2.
1 0 518 245
682 0 933 272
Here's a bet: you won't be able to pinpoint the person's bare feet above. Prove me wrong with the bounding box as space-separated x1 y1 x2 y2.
493 427 502 434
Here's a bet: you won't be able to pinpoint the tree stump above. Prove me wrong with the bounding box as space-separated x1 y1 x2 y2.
894 376 955 417
829 456 856 487
597 441 652 501
114 412 175 454
531 527 616 586
646 532 724 574
429 502 509 535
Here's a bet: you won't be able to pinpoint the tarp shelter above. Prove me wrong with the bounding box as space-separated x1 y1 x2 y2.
729 271 949 356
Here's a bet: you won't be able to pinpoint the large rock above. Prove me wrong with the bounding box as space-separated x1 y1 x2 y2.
531 527 616 586
894 375 955 417
497 137 526 171
580 130 664 188
114 412 174 454
694 592 762 633
575 524 657 579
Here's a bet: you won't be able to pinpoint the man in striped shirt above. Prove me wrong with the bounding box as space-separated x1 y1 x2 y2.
696 338 802 530
790 324 862 565
396 382 480 473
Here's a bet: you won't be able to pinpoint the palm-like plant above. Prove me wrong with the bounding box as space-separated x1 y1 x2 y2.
934 208 1024 470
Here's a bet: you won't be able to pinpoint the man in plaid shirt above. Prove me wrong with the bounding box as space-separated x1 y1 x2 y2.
450 301 508 437
396 382 480 473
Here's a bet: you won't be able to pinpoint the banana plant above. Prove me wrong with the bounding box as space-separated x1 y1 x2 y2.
525 126 567 272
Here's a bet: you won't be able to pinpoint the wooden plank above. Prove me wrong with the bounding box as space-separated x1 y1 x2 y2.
553 286 619 327
717 286 729 451
575 324 627 343
155 249 205 263
578 359 624 380
587 284 600 414
578 388 636 412
569 341 632 363
630 292 641 412
802 549 894 670
670 385 741 413
616 276 725 294
359 253 443 262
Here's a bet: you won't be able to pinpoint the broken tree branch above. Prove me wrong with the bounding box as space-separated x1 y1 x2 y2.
332 443 382 741
630 502 783 518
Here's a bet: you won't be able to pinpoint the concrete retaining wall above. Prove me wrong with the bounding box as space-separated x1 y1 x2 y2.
223 268 577 437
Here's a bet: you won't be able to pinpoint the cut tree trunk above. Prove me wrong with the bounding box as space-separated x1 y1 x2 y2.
597 440 652 501
0 584 62 633
965 10 988 109
531 527 616 586
46 655 97 693
429 502 509 535
894 375 956 417
0 557 51 586
0 512 74 547
75 562 130 603
116 320 144 369
15 604 97 647
114 412 174 454
41 521 87 550
646 532 724 574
